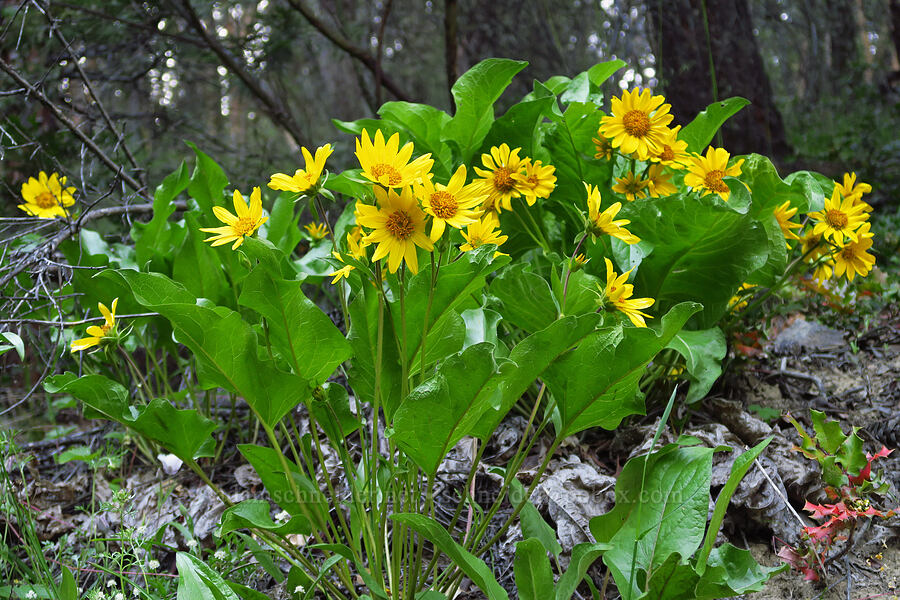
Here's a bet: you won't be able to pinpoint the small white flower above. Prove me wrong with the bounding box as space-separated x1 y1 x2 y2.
214 549 226 560
294 585 306 594
107 580 117 588
147 559 160 570
135 525 147 537
274 510 290 522
115 593 125 600
186 539 198 549
132 587 141 597
25 591 37 600
95 592 107 600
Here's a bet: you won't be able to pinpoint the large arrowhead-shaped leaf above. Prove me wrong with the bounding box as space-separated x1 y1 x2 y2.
133 160 189 268
106 269 309 428
546 303 700 437
680 97 750 152
185 141 228 214
391 343 512 474
620 195 768 328
490 264 560 333
239 264 351 383
590 444 715 600
442 58 528 163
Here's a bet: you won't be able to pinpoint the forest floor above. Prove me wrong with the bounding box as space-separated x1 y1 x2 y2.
2 308 899 600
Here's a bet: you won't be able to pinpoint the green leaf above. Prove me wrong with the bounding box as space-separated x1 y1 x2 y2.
133 161 190 268
442 58 528 163
309 382 361 444
490 264 560 333
173 212 229 305
694 544 788 598
547 303 700 437
44 373 217 462
177 552 242 600
469 313 603 440
590 444 715 600
680 98 751 153
620 194 769 328
514 538 554 600
0 331 24 360
391 514 509 600
56 446 101 464
665 328 727 404
185 141 229 214
481 95 556 161
586 60 628 88
392 343 511 474
460 308 502 350
696 438 772 573
308 544 389 599
266 193 304 255
107 269 310 428
378 101 453 177
219 499 311 536
510 479 562 558
637 553 698 599
239 263 351 383
58 567 77 600
554 542 612 600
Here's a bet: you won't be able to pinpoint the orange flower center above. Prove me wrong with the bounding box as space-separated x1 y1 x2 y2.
658 145 675 162
234 216 257 236
466 235 483 248
429 191 458 219
841 247 856 260
703 169 729 193
35 191 58 209
371 164 403 187
622 110 651 137
623 179 645 194
386 210 414 240
492 167 515 192
825 209 849 230
100 323 112 335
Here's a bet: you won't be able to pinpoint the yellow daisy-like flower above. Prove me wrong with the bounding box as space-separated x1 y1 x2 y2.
645 164 677 198
835 172 872 200
460 214 509 253
415 165 484 242
650 125 691 169
800 229 825 261
304 222 329 241
512 160 556 206
728 283 757 312
355 129 433 189
683 147 744 201
585 183 639 244
812 259 835 284
200 187 268 250
268 143 333 194
356 186 432 274
599 258 655 327
18 171 76 218
598 88 673 160
808 187 869 245
473 143 529 214
773 201 802 246
592 135 614 161
832 222 875 281
611 171 649 202
328 230 369 284
71 299 118 353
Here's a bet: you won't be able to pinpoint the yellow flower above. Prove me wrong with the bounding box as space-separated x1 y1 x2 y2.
268 143 333 194
728 283 757 312
329 252 356 284
683 147 744 201
304 222 329 241
415 165 484 242
328 229 369 284
473 143 529 213
645 164 677 198
355 129 433 189
571 253 590 271
18 171 76 218
599 258 654 327
592 135 614 161
611 171 649 202
808 187 869 245
71 299 118 353
200 187 268 250
460 214 508 253
585 183 640 244
598 88 673 160
356 186 432 274
650 126 691 169
800 229 825 260
512 160 556 205
832 222 875 281
835 172 871 200
774 201 802 245
812 259 835 284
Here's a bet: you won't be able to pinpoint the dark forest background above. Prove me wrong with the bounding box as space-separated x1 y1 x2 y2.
1 0 899 213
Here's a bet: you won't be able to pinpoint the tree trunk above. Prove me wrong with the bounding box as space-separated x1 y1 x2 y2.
647 0 791 159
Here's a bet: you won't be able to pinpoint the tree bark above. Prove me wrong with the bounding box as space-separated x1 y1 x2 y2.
647 0 791 159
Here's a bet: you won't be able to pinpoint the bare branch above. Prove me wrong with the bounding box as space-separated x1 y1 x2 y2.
285 0 412 103
171 0 309 149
